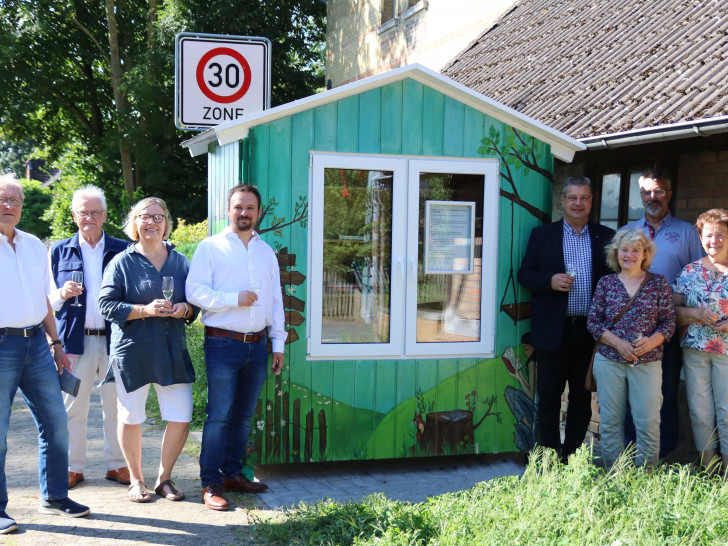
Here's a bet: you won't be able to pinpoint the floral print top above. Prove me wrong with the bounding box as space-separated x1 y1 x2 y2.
673 260 728 355
588 273 676 364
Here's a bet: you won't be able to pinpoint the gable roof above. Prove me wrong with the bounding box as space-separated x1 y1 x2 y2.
181 64 585 161
442 0 728 140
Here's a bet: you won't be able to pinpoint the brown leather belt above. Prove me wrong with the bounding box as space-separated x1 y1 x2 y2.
84 329 106 336
205 327 267 343
0 325 43 337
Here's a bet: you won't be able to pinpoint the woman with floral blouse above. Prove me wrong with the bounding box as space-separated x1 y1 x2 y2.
588 229 675 468
673 208 728 474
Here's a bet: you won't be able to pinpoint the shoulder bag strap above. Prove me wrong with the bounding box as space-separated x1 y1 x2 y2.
610 272 652 328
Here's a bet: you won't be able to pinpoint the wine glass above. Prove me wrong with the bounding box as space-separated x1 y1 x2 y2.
70 271 83 307
162 276 174 302
565 263 577 278
249 275 261 306
709 290 724 324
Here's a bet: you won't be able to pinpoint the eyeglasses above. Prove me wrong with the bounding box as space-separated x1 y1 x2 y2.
640 189 667 198
137 213 166 224
75 210 105 218
0 197 23 207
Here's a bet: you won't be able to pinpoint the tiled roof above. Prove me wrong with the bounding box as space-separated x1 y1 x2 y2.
442 0 728 139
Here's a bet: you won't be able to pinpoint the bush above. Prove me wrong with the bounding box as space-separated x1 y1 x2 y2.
170 218 208 247
17 179 52 239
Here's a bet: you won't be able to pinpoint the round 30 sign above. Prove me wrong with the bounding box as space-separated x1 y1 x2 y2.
176 34 271 130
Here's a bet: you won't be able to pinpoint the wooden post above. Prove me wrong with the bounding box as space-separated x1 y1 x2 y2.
305 409 314 462
318 409 327 458
283 392 290 461
293 398 301 463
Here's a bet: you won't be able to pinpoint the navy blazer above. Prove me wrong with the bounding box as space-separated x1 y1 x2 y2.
50 232 129 355
517 219 615 352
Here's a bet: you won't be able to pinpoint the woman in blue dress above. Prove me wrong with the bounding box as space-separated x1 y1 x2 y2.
99 197 197 503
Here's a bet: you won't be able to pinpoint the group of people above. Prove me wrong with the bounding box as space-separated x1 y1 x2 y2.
0 172 286 534
521 171 728 472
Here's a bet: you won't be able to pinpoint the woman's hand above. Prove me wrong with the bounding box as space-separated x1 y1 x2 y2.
169 303 188 319
615 339 639 362
632 333 665 357
712 318 728 332
696 306 719 326
143 298 172 317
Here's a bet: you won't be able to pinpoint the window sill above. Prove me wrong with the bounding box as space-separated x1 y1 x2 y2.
376 17 399 36
402 0 428 20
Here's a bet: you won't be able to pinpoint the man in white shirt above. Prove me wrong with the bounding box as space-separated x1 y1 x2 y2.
187 184 286 511
49 185 129 489
0 173 89 534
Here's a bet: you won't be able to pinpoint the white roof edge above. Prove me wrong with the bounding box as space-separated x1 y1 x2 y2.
181 129 218 157
188 64 585 162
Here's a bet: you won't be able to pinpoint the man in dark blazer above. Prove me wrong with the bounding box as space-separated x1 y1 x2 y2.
518 176 615 461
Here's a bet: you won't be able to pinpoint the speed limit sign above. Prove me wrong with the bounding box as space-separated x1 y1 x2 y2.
176 33 271 130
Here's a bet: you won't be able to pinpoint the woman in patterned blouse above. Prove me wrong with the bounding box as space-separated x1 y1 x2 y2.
673 208 728 475
587 229 675 468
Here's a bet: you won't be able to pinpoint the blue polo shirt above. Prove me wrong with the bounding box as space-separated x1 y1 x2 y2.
622 212 705 288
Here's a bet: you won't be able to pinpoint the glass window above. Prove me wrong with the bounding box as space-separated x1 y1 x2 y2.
321 168 393 344
309 154 498 360
599 173 620 230
598 170 647 228
415 173 483 343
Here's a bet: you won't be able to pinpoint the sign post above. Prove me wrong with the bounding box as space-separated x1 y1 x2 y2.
175 33 271 130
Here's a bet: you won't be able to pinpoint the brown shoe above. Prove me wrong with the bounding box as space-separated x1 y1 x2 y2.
203 484 230 511
106 467 131 485
68 472 84 489
223 474 268 493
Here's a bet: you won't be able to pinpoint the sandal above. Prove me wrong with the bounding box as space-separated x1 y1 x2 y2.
154 479 185 501
128 480 152 503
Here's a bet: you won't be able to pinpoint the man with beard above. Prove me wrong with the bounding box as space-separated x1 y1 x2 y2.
622 171 704 460
186 184 286 510
518 176 615 462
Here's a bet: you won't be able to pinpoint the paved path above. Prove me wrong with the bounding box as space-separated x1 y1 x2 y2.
3 391 524 544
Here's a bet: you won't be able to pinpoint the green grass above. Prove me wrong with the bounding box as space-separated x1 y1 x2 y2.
251 447 728 544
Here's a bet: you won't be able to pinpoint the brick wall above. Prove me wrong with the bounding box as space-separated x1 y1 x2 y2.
326 0 514 87
675 150 728 223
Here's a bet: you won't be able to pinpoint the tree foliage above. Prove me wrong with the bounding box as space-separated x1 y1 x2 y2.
17 179 52 239
0 0 326 232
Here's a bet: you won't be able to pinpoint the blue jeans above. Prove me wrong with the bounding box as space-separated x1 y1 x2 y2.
200 334 268 486
0 331 69 510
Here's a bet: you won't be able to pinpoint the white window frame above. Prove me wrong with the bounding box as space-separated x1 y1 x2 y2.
308 153 499 360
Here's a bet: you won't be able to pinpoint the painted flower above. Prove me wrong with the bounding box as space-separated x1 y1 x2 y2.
256 420 265 431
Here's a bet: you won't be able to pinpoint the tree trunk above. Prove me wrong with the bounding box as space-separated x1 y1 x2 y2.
105 0 135 197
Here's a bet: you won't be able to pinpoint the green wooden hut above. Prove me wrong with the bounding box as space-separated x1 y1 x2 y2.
182 64 584 464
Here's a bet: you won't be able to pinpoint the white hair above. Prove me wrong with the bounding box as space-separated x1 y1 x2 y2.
0 172 25 199
72 185 107 211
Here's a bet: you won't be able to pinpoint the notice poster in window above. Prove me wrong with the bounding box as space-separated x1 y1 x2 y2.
424 201 475 274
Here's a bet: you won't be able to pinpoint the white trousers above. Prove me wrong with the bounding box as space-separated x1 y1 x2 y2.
64 334 125 473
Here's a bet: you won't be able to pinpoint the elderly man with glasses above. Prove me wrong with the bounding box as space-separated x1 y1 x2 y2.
621 170 705 460
0 173 90 534
49 185 129 489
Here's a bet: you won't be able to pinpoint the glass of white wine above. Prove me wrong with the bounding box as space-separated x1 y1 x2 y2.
162 276 174 303
249 274 261 306
70 271 83 307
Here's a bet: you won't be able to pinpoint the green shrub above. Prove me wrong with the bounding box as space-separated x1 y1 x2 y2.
17 179 52 239
170 218 208 247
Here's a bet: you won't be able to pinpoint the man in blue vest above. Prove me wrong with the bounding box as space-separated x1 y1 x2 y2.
49 185 129 489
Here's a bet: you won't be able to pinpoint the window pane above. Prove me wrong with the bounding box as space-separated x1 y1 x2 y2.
599 173 620 224
627 171 645 222
321 168 393 344
416 173 483 343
